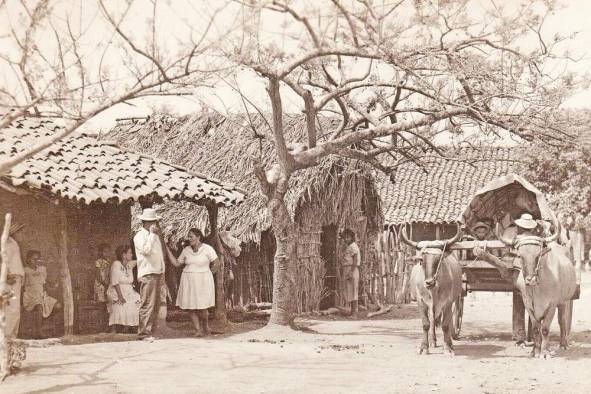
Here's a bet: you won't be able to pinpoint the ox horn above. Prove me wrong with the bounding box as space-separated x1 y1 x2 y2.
444 222 463 246
496 223 514 246
400 224 419 249
543 212 561 244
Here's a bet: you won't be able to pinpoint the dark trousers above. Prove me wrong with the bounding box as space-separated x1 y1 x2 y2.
512 289 526 341
138 273 163 337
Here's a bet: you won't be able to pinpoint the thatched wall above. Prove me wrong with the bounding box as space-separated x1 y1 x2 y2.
0 190 131 337
224 170 381 311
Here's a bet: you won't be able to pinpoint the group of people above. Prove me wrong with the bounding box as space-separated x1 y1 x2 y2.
5 223 60 339
96 208 220 340
4 207 220 341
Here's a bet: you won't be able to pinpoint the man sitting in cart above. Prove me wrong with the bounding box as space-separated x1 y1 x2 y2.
467 219 511 279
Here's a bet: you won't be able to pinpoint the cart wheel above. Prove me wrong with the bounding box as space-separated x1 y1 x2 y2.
452 295 464 340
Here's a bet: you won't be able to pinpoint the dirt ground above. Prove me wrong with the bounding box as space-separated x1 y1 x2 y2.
4 273 591 394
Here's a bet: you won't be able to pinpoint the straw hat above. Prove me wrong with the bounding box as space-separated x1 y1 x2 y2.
9 222 25 235
471 221 490 233
138 208 161 221
515 213 537 230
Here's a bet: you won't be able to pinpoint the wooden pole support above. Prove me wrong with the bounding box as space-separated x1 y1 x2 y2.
59 209 74 336
0 213 12 380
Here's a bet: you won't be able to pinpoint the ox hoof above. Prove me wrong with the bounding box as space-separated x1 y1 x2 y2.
444 349 455 357
418 346 429 355
539 352 552 359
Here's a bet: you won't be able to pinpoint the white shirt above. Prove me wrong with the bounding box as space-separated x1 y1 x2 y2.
133 228 165 279
178 244 218 273
6 237 24 277
343 242 361 267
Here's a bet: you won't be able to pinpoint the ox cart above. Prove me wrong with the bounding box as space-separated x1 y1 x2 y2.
448 174 580 339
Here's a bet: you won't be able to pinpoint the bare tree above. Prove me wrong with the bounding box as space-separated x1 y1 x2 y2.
0 0 581 328
223 0 581 325
0 0 235 174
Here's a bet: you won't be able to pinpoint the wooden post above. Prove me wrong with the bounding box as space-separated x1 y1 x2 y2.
59 209 74 336
0 213 12 380
206 203 228 328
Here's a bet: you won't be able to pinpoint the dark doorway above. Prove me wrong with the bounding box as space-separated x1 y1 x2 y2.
320 224 338 310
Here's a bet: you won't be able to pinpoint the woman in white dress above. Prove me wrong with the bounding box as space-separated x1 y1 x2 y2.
106 245 140 333
169 228 218 337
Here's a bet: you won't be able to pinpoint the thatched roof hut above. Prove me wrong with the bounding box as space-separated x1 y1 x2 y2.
106 111 382 311
106 111 381 244
0 109 244 336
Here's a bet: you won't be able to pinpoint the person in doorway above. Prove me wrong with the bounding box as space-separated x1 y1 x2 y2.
168 228 218 337
340 228 361 317
107 245 140 333
133 208 171 341
22 250 59 339
4 222 26 339
94 243 111 303
94 243 111 331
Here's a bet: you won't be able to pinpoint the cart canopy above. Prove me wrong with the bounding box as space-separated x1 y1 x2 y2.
459 173 555 232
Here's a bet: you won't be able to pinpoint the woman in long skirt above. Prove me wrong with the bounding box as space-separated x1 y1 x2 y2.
168 228 218 337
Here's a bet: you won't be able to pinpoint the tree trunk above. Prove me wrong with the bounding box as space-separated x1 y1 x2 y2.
207 204 229 329
268 199 297 326
59 209 74 336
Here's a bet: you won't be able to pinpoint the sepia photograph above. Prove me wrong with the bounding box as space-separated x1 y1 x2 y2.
0 0 590 393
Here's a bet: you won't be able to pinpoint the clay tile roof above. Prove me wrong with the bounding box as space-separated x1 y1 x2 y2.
376 146 524 224
0 110 246 206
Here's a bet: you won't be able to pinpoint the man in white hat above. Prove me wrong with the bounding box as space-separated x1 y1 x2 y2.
472 213 541 345
133 208 169 340
4 222 26 339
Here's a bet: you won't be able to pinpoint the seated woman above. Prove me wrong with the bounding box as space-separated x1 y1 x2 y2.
106 245 140 333
23 250 59 339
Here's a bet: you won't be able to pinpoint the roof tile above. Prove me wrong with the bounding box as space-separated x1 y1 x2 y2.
376 147 523 224
0 112 246 206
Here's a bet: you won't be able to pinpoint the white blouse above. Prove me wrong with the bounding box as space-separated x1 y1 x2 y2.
178 244 218 273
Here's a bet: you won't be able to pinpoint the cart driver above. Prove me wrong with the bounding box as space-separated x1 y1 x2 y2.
472 213 537 345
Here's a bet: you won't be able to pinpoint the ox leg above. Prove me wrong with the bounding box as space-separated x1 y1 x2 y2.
441 304 455 356
529 319 541 358
539 307 556 359
558 303 569 350
418 306 430 355
429 322 437 349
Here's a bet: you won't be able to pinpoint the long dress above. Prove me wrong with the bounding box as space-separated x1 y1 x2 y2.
23 265 57 318
176 244 217 310
106 260 140 326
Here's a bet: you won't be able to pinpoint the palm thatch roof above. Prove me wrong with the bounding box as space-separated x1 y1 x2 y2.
105 111 381 243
